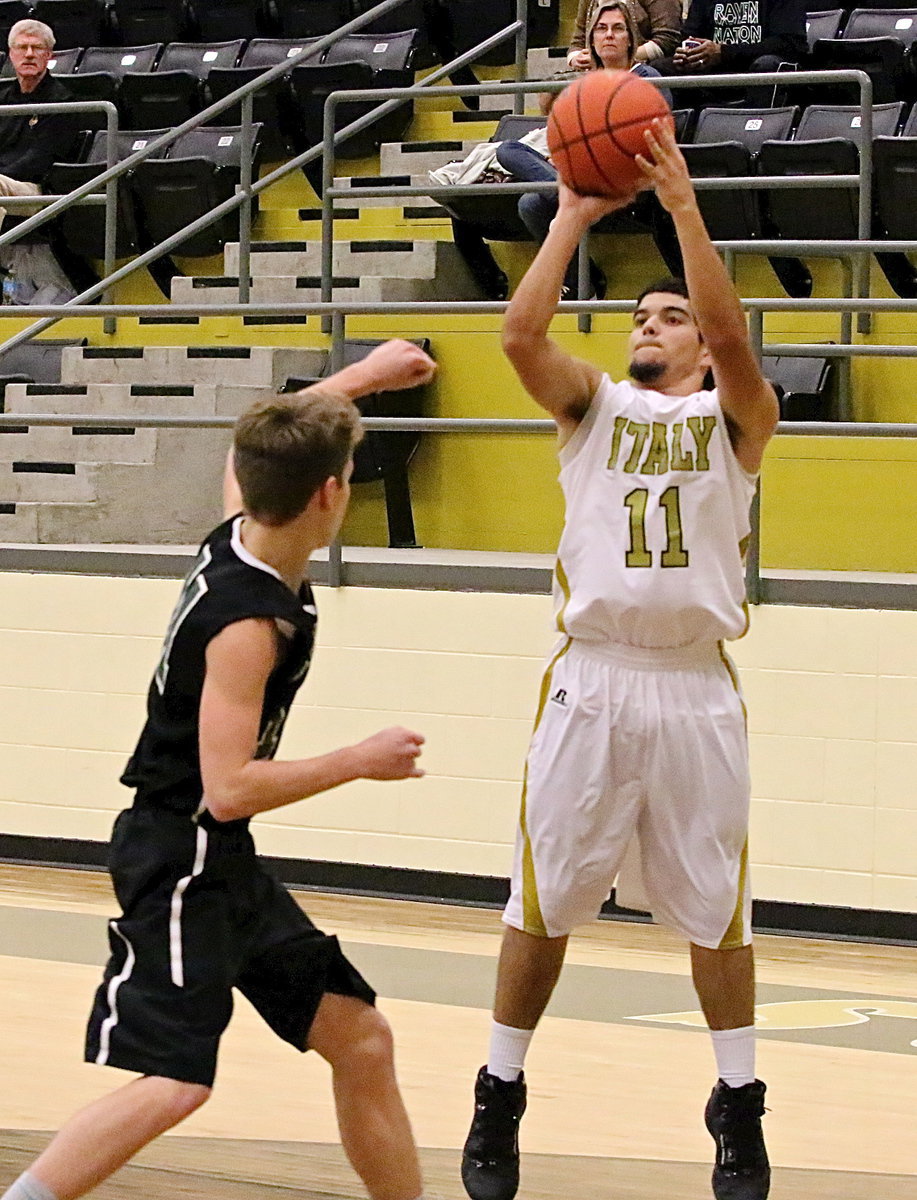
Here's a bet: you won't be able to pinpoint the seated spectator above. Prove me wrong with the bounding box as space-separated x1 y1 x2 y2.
654 0 806 106
0 20 81 231
436 1 670 300
496 1 670 298
567 0 683 67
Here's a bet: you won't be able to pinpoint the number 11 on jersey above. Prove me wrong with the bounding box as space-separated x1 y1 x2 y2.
624 485 689 568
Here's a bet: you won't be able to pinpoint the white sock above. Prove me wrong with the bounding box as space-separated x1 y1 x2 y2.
487 1020 534 1082
710 1025 756 1088
2 1174 59 1200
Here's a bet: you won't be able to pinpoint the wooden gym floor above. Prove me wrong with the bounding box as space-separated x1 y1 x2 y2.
0 864 915 1199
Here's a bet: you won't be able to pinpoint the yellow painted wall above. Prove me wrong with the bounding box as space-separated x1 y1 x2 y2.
0 571 914 915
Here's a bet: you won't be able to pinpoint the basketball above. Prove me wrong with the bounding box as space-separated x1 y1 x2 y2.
547 68 673 198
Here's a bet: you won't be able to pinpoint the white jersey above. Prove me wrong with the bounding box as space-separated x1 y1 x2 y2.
553 375 757 648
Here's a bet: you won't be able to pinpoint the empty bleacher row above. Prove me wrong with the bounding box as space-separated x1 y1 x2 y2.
0 0 560 62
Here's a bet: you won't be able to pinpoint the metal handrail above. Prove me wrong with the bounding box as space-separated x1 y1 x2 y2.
0 0 527 354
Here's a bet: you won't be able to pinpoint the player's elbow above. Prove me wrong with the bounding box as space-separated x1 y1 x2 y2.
202 781 249 823
501 322 542 366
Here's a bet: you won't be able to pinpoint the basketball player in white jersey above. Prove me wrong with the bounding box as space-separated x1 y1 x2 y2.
461 119 779 1200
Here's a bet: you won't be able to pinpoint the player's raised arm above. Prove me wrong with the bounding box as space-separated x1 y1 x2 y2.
222 339 437 519
501 184 626 441
636 119 779 472
199 619 424 822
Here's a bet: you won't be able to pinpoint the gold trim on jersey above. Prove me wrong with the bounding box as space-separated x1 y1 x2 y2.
718 640 748 725
554 555 572 635
719 839 750 950
519 636 573 937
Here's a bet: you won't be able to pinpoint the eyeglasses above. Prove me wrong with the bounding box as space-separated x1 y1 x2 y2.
594 22 628 34
10 43 51 53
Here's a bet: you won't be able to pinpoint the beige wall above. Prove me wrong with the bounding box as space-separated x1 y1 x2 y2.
0 572 914 915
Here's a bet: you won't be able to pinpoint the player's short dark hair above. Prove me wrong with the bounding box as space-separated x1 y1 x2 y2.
233 389 362 526
635 276 690 308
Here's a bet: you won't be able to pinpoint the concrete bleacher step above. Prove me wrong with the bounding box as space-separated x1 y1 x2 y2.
380 138 476 177
59 346 326 389
0 425 157 465
213 239 483 302
2 381 274 418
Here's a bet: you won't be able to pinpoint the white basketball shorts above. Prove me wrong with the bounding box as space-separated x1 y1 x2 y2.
504 637 752 949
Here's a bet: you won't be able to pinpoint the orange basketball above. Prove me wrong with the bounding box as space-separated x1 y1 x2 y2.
547 68 672 198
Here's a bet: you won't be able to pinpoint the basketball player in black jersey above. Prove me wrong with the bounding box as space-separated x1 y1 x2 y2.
2 339 437 1200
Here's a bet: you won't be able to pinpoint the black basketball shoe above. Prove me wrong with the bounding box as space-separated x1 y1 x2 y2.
461 1066 527 1200
705 1079 771 1200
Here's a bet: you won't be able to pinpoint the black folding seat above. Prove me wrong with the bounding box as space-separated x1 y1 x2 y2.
437 0 560 65
119 39 244 129
190 0 264 40
810 8 917 102
207 38 321 159
29 0 108 50
760 102 904 240
680 107 799 241
44 127 160 258
351 0 437 68
47 46 85 73
0 339 87 404
437 114 546 242
112 0 190 44
283 337 434 548
805 7 844 52
290 30 418 158
873 103 917 292
763 354 834 420
672 108 697 144
130 124 263 256
273 0 351 37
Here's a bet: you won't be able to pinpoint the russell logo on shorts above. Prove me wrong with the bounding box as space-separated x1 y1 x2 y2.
549 687 568 707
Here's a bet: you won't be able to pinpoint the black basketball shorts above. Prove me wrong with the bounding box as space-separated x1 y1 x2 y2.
85 805 375 1087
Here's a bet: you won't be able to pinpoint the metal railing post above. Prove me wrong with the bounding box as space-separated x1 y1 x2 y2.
321 95 338 336
748 306 763 363
514 0 528 114
328 309 347 586
238 91 255 306
577 237 591 333
856 72 873 336
102 103 118 336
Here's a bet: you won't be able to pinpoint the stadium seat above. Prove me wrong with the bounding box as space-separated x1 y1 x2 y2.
764 353 835 420
118 39 245 129
291 30 419 158
351 0 438 68
810 7 917 102
283 337 433 548
130 124 263 256
759 101 905 241
207 38 321 159
0 338 87 406
44 128 156 259
29 0 108 50
805 7 844 50
112 0 191 44
273 0 352 37
190 0 264 40
873 103 917 292
681 107 799 241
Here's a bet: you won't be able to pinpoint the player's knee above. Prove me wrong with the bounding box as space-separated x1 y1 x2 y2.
341 1006 396 1076
149 1078 212 1124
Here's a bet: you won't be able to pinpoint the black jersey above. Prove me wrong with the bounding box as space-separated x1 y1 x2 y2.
121 515 317 817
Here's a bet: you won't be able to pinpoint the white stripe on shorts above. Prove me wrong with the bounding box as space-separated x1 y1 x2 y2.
95 920 136 1065
169 823 208 987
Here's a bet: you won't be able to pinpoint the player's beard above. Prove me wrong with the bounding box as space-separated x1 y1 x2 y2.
629 358 667 385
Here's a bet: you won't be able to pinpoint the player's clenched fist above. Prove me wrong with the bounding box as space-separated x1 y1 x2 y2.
353 726 426 779
364 339 437 392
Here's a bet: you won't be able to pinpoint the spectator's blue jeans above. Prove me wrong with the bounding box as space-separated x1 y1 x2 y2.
495 141 584 294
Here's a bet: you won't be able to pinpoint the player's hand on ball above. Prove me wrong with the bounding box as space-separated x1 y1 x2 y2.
557 180 636 231
365 339 437 392
354 726 426 780
635 118 696 216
